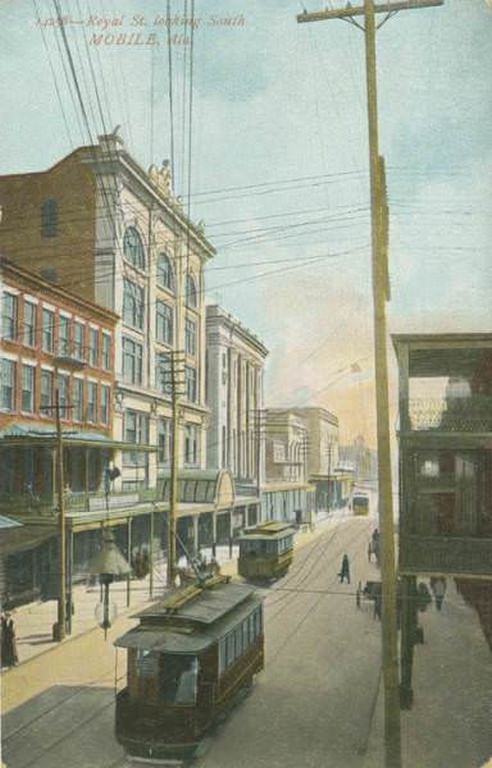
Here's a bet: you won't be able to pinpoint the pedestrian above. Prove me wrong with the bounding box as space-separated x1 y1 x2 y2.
141 548 150 577
356 581 362 609
373 585 382 621
1 612 18 668
338 554 351 584
430 577 447 611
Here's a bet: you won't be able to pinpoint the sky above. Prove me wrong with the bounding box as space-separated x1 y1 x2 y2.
0 0 491 448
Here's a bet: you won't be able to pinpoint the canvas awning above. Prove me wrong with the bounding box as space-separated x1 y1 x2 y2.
0 525 55 556
0 424 157 451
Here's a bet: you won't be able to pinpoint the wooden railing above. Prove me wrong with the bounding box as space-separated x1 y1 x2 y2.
404 396 492 433
0 488 157 517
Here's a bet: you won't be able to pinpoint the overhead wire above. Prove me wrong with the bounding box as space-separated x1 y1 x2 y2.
167 0 176 177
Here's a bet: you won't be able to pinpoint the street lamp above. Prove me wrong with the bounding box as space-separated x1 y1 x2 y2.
89 527 130 639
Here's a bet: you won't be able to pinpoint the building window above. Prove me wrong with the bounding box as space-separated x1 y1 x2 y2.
273 441 286 462
42 309 55 353
185 318 197 356
40 370 53 414
155 300 173 345
23 301 37 347
185 365 197 403
41 198 58 238
0 359 16 411
155 351 172 394
102 332 111 370
87 382 97 423
125 410 149 444
158 418 171 464
58 374 70 419
185 272 197 308
73 378 84 422
58 315 70 356
122 337 143 385
21 364 35 413
88 328 99 367
184 424 199 466
123 226 145 270
100 384 110 425
2 293 17 341
157 253 174 291
73 322 85 361
123 279 145 330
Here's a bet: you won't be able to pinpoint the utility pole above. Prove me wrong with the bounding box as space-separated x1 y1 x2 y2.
252 408 266 522
167 350 185 587
55 387 67 642
297 2 444 767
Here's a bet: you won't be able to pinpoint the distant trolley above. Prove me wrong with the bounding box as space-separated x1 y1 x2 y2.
114 576 264 762
352 493 370 516
238 521 295 581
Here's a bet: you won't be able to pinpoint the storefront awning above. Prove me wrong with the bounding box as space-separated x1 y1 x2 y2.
0 524 55 556
0 424 157 451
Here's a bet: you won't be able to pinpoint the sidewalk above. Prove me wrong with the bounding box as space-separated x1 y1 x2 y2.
362 579 492 768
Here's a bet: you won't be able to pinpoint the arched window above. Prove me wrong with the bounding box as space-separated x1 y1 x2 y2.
157 253 174 292
123 226 145 270
185 272 198 308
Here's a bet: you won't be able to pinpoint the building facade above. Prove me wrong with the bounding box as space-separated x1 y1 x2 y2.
263 409 315 524
0 258 124 607
290 407 352 513
393 332 492 706
0 134 215 496
206 305 268 486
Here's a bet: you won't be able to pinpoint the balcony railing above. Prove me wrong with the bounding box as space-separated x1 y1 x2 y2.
0 487 159 518
405 396 492 433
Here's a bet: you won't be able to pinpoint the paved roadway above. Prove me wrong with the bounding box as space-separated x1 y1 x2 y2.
3 516 381 768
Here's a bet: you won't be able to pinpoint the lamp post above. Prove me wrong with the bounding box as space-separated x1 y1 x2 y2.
89 527 130 639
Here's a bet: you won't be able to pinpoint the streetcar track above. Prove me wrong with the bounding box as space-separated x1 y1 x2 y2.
2 669 115 744
267 519 371 620
11 694 115 768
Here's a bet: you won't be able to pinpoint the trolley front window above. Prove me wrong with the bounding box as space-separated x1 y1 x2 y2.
159 653 199 706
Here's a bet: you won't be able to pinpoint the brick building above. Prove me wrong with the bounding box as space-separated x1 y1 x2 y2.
0 257 123 607
0 133 215 495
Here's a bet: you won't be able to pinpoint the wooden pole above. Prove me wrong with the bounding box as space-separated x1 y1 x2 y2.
55 386 66 641
363 2 401 764
168 353 179 586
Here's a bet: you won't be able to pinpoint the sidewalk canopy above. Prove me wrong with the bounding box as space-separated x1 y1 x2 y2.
0 524 55 556
0 516 23 530
159 469 235 508
0 424 157 451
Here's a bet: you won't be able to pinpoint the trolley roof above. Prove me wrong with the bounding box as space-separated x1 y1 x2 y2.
114 580 262 654
132 578 255 625
240 521 296 541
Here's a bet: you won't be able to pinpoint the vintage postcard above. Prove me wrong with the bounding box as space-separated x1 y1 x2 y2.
0 1 490 767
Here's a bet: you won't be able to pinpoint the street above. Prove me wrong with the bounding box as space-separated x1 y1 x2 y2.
3 516 380 768
3 512 491 768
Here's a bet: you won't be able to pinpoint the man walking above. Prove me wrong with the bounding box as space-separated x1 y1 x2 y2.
339 554 351 584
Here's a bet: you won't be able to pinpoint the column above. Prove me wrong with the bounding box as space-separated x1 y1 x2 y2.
399 575 417 710
126 517 132 607
212 511 217 557
193 514 199 557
